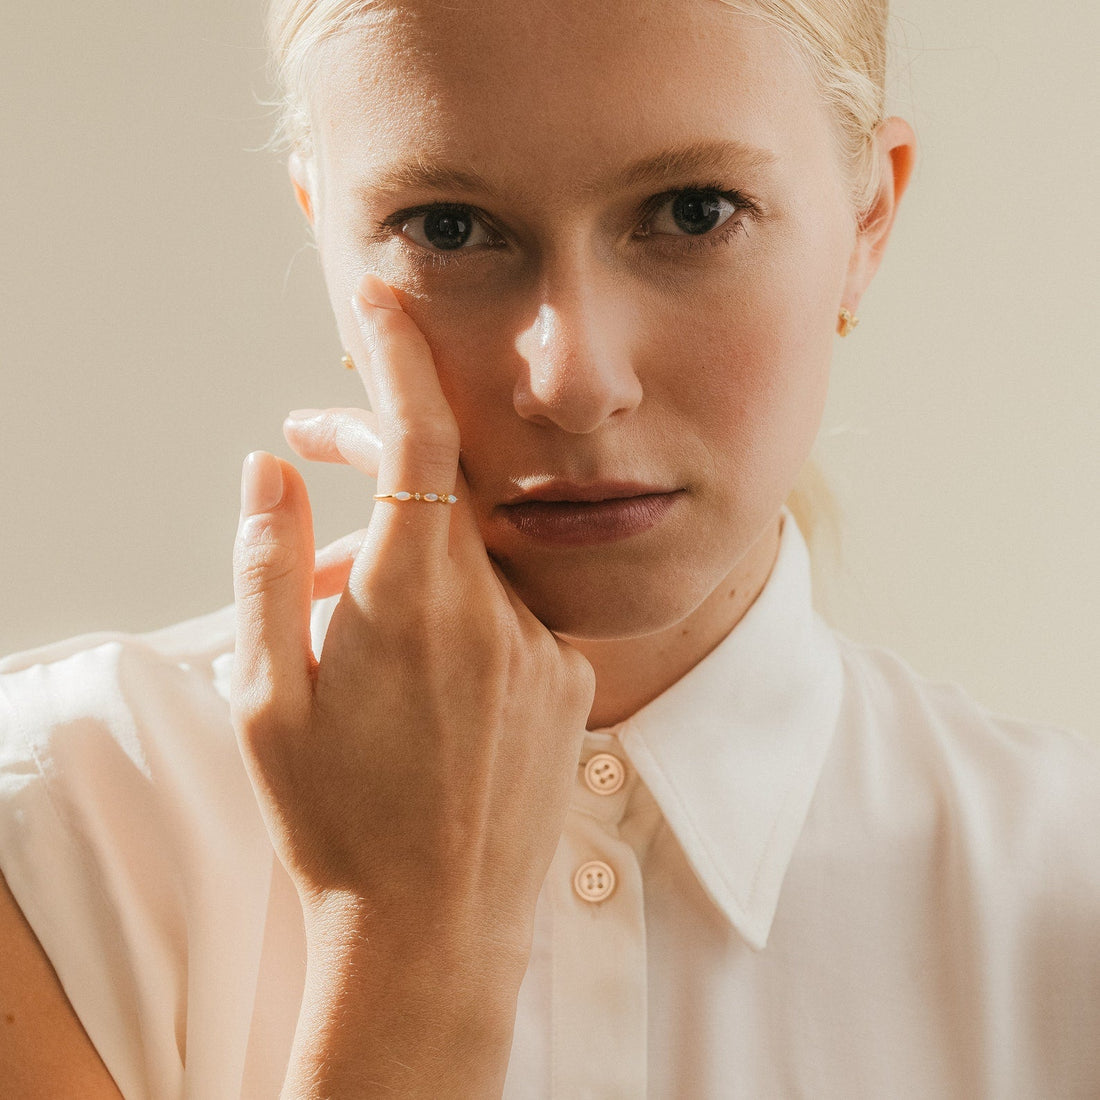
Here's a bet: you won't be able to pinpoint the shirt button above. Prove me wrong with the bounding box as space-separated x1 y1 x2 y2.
573 860 617 903
584 752 626 795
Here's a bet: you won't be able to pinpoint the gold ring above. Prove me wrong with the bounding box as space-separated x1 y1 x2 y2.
373 491 458 504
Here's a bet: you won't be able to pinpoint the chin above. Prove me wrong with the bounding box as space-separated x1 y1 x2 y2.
498 554 720 641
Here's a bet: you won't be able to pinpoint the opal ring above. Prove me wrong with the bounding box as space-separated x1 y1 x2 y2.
373 491 458 504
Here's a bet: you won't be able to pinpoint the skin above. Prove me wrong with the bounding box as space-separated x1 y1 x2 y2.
0 1 915 1094
287 0 915 727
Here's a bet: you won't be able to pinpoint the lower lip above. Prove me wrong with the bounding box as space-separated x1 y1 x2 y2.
499 492 682 546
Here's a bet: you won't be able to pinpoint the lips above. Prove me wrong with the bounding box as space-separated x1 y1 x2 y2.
501 478 676 503
497 481 684 546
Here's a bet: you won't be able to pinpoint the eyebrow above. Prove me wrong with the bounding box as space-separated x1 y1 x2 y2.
357 138 778 204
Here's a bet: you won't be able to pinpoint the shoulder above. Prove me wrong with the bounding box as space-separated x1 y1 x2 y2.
0 606 242 1093
0 592 339 876
832 629 1099 781
0 594 340 789
0 602 237 767
802 631 1100 1088
0 604 250 859
828 629 1100 890
0 595 341 863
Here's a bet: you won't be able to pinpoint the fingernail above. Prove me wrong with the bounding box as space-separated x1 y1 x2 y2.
286 408 324 424
357 273 402 311
241 451 284 516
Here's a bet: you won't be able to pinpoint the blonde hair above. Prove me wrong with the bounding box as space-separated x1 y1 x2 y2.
265 0 889 560
266 0 379 156
714 0 888 219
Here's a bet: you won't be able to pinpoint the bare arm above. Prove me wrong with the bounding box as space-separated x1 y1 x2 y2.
0 870 124 1099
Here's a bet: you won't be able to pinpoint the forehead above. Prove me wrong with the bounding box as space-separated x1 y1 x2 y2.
310 0 830 199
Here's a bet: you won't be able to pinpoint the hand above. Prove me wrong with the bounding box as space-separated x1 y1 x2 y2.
282 405 379 598
231 274 595 974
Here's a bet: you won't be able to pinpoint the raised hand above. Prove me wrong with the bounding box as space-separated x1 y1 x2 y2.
230 273 595 1096
282 405 379 597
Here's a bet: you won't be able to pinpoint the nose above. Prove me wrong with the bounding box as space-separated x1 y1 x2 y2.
512 273 643 434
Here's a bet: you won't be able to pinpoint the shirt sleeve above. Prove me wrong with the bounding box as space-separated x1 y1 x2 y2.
0 615 278 1100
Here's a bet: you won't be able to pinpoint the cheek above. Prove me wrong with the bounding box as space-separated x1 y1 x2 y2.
396 296 513 436
660 236 843 486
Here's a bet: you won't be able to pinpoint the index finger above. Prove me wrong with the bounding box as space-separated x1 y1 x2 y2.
349 273 463 568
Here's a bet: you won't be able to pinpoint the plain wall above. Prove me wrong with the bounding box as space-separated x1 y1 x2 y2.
1 1 1097 736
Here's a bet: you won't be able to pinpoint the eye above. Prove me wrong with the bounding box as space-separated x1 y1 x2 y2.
394 204 498 253
374 184 758 270
638 186 752 243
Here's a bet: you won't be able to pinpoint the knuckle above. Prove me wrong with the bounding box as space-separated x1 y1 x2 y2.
331 417 367 463
231 677 306 756
561 648 597 701
389 419 461 470
233 522 302 596
231 689 273 741
230 678 278 741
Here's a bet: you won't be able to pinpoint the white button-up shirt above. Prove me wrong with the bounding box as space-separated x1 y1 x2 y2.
2 509 1099 1098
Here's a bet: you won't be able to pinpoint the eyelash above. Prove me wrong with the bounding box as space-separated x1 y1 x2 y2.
372 182 760 271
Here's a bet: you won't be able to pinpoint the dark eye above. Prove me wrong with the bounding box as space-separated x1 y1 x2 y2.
646 189 740 237
399 205 493 251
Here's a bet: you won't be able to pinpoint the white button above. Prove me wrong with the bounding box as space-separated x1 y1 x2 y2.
573 860 616 903
584 752 626 795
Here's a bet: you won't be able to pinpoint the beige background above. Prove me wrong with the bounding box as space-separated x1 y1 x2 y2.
1 2 1096 736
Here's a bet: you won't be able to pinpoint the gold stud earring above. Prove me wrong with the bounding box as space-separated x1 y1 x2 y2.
837 308 860 338
341 353 356 370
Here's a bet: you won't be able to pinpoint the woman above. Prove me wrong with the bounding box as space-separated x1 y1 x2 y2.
1 0 1097 1096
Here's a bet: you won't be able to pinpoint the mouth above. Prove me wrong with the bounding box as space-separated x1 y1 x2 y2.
497 481 684 546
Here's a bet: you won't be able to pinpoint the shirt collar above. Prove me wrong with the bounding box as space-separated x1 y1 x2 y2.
608 508 843 950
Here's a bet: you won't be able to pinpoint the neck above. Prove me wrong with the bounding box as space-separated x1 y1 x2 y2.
568 513 783 730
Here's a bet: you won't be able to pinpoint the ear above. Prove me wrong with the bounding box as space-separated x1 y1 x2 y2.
841 116 917 316
288 151 316 227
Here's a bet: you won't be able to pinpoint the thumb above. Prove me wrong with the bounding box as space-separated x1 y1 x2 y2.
231 452 316 734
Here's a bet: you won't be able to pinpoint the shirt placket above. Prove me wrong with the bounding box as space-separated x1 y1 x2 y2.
548 735 647 1099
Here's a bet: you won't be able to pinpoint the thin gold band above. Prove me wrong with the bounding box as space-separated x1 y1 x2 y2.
374 491 458 504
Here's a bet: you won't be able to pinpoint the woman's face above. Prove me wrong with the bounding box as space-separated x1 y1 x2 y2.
300 0 869 639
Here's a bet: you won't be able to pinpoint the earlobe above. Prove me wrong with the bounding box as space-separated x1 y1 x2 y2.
288 152 316 226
